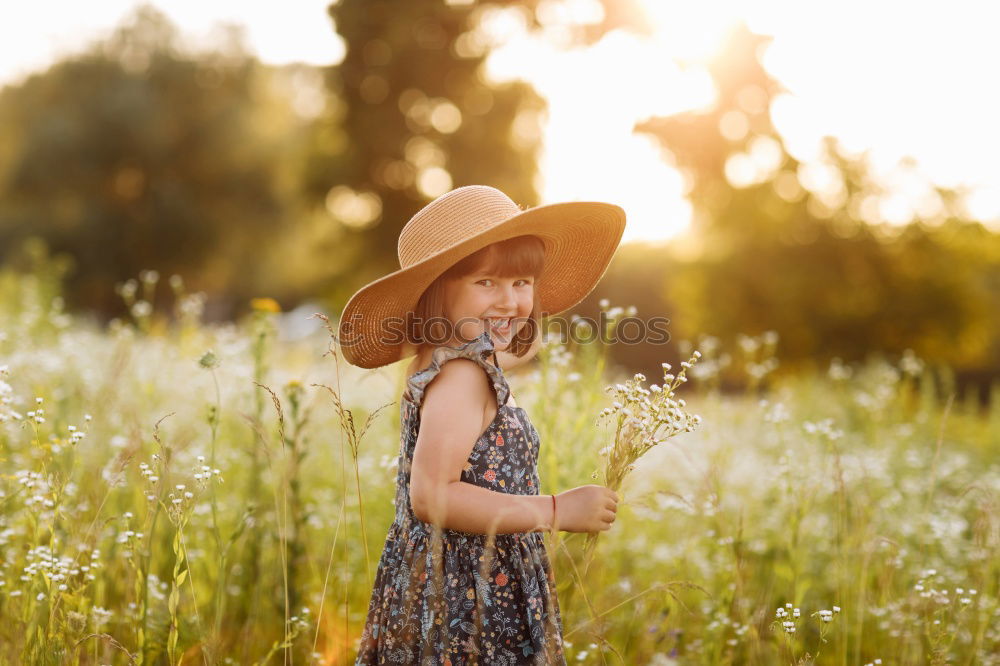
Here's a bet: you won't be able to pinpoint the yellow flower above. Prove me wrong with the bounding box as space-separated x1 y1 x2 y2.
250 297 281 314
466 588 475 600
499 479 505 488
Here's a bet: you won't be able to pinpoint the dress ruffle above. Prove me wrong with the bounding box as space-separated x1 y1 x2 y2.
405 331 511 409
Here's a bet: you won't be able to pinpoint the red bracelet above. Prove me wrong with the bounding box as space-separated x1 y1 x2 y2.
550 494 557 532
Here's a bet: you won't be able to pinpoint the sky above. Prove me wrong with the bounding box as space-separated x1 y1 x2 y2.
2 0 999 244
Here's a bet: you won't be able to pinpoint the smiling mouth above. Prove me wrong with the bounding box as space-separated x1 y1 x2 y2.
486 318 512 335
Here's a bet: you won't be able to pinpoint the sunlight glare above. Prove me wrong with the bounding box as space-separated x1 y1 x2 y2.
485 21 716 243
638 0 744 63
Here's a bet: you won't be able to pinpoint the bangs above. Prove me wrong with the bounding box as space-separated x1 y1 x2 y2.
445 235 546 279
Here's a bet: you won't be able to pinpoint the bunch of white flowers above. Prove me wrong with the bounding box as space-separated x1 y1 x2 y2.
583 350 704 559
594 351 704 495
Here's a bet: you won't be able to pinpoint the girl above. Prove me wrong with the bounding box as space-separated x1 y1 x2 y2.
339 185 626 665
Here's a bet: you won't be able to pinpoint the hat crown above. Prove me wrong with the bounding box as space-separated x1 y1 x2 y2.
397 185 522 268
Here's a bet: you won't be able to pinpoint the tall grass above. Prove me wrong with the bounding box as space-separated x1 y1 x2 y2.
0 262 997 664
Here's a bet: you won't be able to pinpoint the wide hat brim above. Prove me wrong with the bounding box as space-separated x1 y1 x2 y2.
338 200 626 369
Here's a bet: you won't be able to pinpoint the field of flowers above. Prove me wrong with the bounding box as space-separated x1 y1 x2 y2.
1 267 997 665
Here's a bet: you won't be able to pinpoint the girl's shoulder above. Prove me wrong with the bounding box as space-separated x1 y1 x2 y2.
404 333 509 409
422 356 492 408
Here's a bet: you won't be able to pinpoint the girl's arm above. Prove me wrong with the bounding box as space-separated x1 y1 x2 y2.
409 358 554 534
420 480 554 535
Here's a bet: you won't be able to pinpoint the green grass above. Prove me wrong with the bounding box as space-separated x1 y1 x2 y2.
0 269 997 665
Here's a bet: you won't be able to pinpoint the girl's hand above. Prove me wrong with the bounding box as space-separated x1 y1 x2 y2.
554 485 619 533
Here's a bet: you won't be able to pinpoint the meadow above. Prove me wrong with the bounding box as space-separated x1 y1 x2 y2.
0 267 997 665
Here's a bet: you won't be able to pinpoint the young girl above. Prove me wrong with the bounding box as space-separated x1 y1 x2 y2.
339 185 626 665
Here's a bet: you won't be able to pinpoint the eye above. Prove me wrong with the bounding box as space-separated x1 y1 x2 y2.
476 279 493 287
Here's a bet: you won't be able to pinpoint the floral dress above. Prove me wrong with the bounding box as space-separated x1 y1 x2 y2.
355 331 566 665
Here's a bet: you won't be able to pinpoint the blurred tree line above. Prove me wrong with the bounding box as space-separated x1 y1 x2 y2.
0 7 301 317
592 23 1000 392
0 1 545 318
1 1 998 388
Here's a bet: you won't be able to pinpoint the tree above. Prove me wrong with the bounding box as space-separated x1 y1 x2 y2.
309 0 548 306
0 5 302 318
629 21 1000 376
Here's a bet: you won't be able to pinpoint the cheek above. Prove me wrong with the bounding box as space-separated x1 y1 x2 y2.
444 285 474 315
519 290 535 313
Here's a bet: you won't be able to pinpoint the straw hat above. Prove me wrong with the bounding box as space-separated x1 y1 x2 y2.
338 184 626 369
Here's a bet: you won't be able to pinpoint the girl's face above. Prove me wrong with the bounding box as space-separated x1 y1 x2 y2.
440 269 534 351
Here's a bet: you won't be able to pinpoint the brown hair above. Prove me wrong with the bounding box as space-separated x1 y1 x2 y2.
409 235 545 358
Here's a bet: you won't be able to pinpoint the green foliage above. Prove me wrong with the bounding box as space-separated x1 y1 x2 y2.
0 238 73 344
3 6 999 389
0 269 998 664
0 6 307 319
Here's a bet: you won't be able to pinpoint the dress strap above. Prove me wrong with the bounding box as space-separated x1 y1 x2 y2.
406 331 511 409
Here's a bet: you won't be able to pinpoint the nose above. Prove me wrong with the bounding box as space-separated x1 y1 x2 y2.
495 283 517 311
